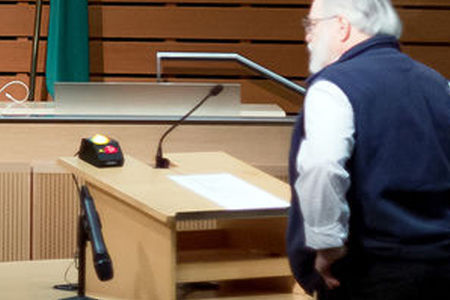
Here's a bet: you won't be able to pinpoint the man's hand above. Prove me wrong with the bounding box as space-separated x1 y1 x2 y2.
314 247 347 289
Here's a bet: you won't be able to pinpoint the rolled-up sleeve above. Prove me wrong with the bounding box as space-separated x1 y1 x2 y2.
295 80 355 249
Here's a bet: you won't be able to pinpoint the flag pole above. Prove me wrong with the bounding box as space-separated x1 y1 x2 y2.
29 0 43 100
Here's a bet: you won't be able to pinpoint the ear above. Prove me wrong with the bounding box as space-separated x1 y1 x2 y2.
337 16 351 42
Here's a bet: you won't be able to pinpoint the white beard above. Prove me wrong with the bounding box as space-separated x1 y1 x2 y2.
308 33 336 74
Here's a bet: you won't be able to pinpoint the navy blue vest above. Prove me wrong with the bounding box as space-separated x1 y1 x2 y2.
287 35 450 291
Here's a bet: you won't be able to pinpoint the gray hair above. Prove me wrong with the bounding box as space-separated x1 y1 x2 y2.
322 0 403 38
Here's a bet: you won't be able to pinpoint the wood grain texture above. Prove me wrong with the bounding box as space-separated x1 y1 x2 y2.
1 5 448 42
31 163 79 260
84 183 177 299
0 122 293 179
8 0 450 5
0 1 447 110
58 153 292 299
0 163 30 262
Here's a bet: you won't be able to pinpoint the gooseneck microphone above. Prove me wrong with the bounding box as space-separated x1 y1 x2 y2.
80 185 113 281
155 84 224 168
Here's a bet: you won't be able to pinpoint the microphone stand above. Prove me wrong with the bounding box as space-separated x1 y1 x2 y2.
61 185 113 299
60 210 97 300
155 84 223 168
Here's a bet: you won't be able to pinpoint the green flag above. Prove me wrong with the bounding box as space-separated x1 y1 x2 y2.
46 0 89 97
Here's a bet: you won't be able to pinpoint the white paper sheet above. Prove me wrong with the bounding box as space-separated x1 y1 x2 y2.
168 173 288 210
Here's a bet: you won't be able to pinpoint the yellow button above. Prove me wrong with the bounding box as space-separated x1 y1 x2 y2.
90 134 110 145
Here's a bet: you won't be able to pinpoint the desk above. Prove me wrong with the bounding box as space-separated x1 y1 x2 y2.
59 152 311 299
0 116 294 266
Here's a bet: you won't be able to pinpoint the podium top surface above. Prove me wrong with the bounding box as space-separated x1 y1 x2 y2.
58 152 290 224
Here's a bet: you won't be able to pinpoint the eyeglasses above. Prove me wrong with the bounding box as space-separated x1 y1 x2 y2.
302 15 338 33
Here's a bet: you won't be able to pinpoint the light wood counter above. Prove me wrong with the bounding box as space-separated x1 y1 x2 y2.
58 153 308 299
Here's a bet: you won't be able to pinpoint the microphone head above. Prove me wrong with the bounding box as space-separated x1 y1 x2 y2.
94 253 113 281
210 84 224 96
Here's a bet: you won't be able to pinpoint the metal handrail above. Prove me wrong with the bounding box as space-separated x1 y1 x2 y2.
156 52 306 95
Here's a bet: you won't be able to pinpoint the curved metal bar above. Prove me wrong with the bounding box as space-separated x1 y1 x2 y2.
156 52 306 95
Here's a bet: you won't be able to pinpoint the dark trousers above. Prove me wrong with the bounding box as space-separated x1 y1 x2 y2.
317 256 450 300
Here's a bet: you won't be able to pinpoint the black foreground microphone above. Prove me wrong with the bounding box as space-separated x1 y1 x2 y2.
80 186 113 281
155 84 224 168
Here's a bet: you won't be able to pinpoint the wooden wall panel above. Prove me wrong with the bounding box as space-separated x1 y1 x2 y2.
92 42 306 76
392 0 450 5
0 40 34 72
95 0 311 3
0 0 447 113
89 6 304 40
0 163 30 262
32 163 79 260
0 4 448 43
93 42 450 78
0 5 34 37
93 0 450 6
0 5 439 42
0 74 32 102
10 0 442 5
0 41 446 110
400 9 450 42
87 6 450 42
3 40 443 79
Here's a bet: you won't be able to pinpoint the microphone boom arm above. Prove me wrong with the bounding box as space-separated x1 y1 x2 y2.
155 85 223 168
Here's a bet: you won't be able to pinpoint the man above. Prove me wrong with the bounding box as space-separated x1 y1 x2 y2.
286 0 450 299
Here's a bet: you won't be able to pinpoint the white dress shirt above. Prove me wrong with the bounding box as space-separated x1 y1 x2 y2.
295 80 355 249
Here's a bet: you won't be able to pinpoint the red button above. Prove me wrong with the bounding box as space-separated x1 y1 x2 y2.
104 145 118 154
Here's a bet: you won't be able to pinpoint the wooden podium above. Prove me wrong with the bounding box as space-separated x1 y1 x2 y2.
59 152 299 300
